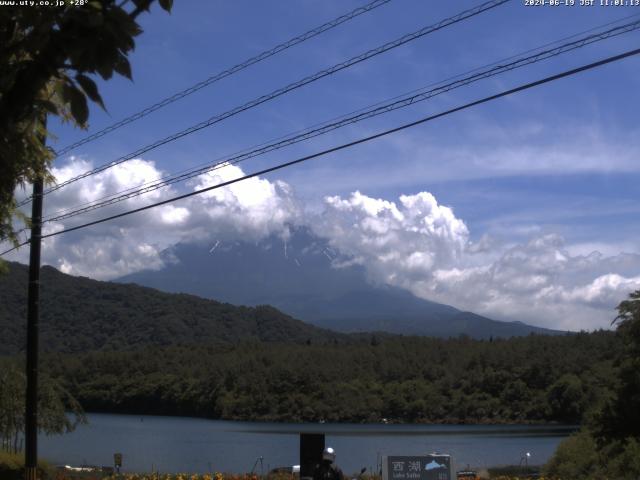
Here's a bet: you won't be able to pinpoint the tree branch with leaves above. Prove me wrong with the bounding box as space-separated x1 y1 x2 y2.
0 0 173 246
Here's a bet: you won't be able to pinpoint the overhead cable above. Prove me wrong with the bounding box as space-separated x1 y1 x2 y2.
38 0 511 197
2 45 636 258
53 0 394 158
40 12 640 220
41 18 640 224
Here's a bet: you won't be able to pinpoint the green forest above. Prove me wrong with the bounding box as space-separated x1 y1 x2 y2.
12 331 616 425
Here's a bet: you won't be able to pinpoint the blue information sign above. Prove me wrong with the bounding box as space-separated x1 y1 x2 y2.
383 455 452 480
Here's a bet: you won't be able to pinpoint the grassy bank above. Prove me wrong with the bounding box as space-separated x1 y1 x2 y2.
0 451 53 480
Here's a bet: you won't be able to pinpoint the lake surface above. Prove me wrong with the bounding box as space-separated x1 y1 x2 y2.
39 413 576 474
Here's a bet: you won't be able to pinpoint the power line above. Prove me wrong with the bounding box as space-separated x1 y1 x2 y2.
35 9 640 214
44 17 640 221
53 0 393 158
41 18 640 224
15 0 392 209
3 45 637 258
37 0 510 198
40 12 640 220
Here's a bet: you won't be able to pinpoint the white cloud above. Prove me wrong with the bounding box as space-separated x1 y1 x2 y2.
387 123 640 180
189 166 301 241
4 157 639 331
5 157 300 279
315 191 468 285
280 124 640 200
420 234 640 330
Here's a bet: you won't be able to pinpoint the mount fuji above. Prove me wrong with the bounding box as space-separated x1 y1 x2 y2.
118 228 561 339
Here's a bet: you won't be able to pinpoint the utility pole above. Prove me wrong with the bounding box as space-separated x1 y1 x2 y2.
25 120 46 480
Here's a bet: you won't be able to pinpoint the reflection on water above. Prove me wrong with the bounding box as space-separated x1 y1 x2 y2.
39 413 576 474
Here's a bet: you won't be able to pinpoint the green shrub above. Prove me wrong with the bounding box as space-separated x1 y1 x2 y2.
544 430 640 480
543 430 599 479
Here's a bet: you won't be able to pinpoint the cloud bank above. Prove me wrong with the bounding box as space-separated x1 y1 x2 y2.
9 158 300 279
5 157 639 331
313 192 640 331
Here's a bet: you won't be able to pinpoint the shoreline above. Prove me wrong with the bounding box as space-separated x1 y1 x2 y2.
78 410 580 429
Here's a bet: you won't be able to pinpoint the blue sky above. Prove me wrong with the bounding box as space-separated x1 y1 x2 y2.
51 0 640 239
8 0 640 330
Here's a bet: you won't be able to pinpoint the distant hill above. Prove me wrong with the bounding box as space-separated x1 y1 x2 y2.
119 228 562 339
0 261 345 355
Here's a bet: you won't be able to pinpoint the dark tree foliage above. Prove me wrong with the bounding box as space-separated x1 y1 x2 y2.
36 331 618 425
544 290 640 479
0 0 172 245
546 374 586 423
595 290 640 441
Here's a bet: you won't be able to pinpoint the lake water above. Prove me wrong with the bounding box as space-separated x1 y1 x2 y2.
39 413 575 474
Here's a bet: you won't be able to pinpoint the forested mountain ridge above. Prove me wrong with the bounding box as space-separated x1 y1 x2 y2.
0 258 559 356
0 261 345 354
